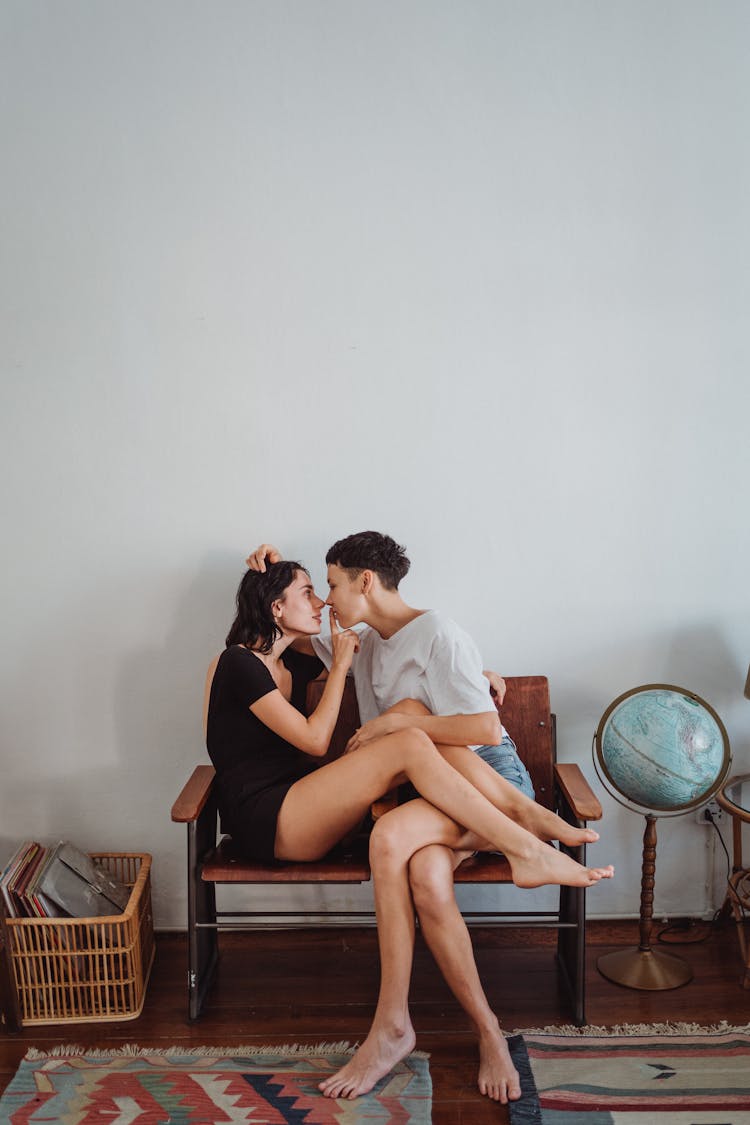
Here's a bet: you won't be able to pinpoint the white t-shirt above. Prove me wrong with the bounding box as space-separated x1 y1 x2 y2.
311 610 498 736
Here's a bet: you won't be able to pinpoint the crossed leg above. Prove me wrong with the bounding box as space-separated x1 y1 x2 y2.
321 702 600 1103
409 842 521 1103
384 698 600 850
321 800 525 1102
319 800 473 1099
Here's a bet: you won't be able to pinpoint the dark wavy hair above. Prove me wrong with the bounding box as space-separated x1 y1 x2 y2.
325 531 410 591
225 561 308 653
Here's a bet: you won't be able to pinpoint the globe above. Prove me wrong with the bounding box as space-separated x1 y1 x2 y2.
593 683 731 992
595 684 731 816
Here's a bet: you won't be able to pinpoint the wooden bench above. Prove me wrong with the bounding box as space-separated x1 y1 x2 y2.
171 675 602 1025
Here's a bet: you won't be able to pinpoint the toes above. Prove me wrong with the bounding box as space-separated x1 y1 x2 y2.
320 1078 345 1098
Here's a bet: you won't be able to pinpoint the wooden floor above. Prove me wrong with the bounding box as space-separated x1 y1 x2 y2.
2 919 749 1123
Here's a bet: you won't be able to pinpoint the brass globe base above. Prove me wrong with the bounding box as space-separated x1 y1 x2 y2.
597 947 693 990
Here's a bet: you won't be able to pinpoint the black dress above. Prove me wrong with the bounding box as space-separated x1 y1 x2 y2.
206 645 324 861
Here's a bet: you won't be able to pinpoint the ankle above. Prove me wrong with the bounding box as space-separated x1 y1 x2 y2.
372 1010 413 1039
474 1014 503 1039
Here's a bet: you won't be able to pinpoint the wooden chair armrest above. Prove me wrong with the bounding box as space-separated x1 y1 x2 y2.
171 765 217 823
554 763 602 822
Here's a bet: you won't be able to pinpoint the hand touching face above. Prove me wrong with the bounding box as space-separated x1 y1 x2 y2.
328 608 360 672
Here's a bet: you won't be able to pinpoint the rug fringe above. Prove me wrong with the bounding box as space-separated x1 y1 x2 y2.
515 1020 750 1037
23 1043 431 1061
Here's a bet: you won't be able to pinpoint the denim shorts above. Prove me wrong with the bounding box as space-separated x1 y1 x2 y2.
475 734 535 799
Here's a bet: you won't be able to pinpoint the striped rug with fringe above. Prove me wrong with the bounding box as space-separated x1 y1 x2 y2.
508 1021 750 1124
0 1042 432 1123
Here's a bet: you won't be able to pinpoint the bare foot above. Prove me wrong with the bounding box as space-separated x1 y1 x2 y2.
514 805 601 848
554 824 600 847
477 1022 521 1103
510 840 614 889
318 1022 417 1100
523 820 600 847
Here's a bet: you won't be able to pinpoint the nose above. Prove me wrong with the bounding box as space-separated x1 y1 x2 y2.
313 594 325 610
324 594 333 607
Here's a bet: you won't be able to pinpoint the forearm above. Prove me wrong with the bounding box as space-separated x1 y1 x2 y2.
302 663 349 754
403 711 502 747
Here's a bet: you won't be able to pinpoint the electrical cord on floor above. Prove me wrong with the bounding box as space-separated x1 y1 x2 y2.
706 808 749 925
657 917 717 945
656 809 746 945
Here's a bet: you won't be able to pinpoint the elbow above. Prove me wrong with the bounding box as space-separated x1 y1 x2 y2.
302 734 329 758
482 712 503 746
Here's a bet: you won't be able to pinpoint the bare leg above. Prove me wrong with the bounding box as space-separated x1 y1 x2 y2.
440 742 599 848
410 843 521 1104
320 800 605 1100
275 729 613 889
320 803 477 1100
382 699 600 849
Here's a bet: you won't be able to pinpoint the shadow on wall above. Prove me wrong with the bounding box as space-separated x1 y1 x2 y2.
556 621 745 747
552 621 747 920
0 551 243 887
112 548 242 802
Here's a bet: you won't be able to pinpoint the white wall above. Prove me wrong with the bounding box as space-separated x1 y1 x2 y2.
2 1 748 929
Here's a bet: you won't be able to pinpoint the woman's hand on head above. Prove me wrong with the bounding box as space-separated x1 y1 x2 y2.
329 608 359 672
246 543 282 572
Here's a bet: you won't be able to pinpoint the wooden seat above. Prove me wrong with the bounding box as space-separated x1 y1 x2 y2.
171 675 602 1024
202 837 371 884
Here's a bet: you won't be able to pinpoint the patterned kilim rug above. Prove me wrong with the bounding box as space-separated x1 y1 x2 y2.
507 1022 750 1125
0 1043 431 1124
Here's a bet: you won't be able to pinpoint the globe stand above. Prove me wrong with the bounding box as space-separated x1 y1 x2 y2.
597 815 693 990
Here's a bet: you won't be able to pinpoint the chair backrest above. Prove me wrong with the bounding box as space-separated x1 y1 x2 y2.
306 674 555 808
498 676 555 810
306 676 361 765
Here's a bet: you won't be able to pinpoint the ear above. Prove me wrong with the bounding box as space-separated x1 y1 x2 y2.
271 599 284 620
360 569 374 594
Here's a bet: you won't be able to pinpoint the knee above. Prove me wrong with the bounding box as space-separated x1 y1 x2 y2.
385 698 431 717
401 726 435 761
380 724 435 771
409 849 456 913
368 814 404 872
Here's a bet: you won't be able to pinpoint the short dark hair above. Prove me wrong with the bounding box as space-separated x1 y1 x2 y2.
226 561 308 653
325 531 410 591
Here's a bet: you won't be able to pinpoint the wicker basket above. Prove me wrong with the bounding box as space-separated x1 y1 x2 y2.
3 852 154 1025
